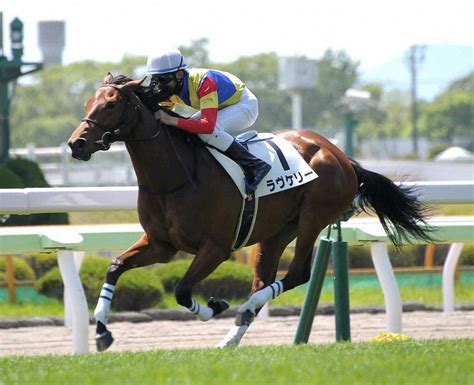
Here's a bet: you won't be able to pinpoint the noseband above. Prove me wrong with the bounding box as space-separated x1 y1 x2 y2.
80 83 161 150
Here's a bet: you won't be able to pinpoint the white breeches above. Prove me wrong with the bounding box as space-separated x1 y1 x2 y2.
198 87 259 151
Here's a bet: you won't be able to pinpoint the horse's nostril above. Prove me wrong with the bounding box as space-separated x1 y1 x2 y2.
70 138 87 151
69 138 89 160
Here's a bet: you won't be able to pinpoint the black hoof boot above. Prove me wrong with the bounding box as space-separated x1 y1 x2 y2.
96 330 114 352
207 297 230 317
235 309 255 326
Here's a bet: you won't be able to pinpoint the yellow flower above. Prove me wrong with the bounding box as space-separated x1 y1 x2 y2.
370 332 413 343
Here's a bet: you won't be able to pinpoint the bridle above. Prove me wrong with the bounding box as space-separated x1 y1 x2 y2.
80 83 161 151
80 81 198 193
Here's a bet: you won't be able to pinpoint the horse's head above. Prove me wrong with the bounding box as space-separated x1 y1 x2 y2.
68 73 149 161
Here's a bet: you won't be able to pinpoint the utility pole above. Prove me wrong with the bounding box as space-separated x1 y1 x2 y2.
407 45 425 155
0 13 43 163
278 56 316 129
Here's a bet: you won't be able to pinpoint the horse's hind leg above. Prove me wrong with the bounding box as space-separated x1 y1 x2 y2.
278 213 330 295
94 234 177 351
217 223 297 348
233 215 324 326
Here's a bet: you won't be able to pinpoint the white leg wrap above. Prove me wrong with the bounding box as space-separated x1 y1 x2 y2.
188 299 214 322
238 281 284 314
94 283 115 325
216 325 249 348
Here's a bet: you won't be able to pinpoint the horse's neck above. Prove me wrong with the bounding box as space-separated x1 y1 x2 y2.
126 124 192 192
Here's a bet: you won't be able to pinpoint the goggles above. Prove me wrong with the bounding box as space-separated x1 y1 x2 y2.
152 73 175 85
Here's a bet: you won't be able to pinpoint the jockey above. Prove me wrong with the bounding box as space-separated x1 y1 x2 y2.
145 49 271 193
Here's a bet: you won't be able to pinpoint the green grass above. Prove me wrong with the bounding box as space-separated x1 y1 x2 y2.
1 284 473 318
0 340 472 385
0 299 64 317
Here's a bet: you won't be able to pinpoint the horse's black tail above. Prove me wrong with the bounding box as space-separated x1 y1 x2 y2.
351 160 435 248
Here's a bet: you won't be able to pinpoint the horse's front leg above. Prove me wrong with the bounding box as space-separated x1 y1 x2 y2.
174 239 230 321
94 234 177 352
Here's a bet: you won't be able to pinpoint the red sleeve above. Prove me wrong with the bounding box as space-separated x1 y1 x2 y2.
175 76 219 134
176 108 218 134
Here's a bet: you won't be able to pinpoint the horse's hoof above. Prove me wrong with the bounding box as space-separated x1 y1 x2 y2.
207 297 230 317
96 330 114 352
216 337 239 348
235 309 255 326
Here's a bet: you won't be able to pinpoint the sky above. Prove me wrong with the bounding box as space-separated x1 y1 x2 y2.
1 0 473 72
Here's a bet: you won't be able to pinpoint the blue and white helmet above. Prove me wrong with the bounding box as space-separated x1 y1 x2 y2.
146 49 188 75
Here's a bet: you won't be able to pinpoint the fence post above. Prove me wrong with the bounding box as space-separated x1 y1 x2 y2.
442 243 464 312
57 250 89 354
294 236 332 344
26 143 36 161
332 222 351 341
64 251 86 329
5 255 16 304
370 242 402 333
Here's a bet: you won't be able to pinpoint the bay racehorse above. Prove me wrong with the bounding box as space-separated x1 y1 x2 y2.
67 73 433 350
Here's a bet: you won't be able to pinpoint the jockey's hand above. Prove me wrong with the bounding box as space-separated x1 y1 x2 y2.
158 110 179 126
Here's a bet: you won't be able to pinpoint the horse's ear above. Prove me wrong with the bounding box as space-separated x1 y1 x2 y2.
122 77 146 91
103 72 114 84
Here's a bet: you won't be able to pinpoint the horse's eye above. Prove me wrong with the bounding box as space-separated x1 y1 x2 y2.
105 102 116 110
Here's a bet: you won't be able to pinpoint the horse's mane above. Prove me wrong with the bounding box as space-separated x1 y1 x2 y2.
109 74 203 147
109 74 134 85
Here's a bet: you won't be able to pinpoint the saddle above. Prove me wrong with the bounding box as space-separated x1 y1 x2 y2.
208 130 317 199
206 130 318 250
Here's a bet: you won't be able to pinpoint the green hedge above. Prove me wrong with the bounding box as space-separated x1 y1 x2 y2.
156 259 253 300
0 165 23 188
0 256 36 281
36 257 164 311
25 253 59 279
460 244 474 265
348 244 423 268
428 144 450 160
6 157 49 187
258 242 474 271
0 157 69 226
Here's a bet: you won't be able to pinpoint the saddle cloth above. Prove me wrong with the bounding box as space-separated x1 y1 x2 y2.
207 131 318 199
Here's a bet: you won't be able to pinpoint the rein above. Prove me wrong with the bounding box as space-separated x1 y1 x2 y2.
81 84 161 150
137 125 199 195
81 82 198 194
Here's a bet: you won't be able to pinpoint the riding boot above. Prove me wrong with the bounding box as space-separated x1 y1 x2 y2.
224 140 271 192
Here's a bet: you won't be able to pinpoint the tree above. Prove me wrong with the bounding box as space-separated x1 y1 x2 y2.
419 71 473 143
178 38 210 68
218 53 291 131
446 71 474 94
310 49 359 129
10 57 145 147
9 48 363 147
356 88 412 140
420 90 473 143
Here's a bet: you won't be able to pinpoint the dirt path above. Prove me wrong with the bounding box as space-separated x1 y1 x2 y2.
0 311 472 356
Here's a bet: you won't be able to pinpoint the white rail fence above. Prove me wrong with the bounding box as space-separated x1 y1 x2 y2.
9 144 474 186
10 144 136 186
2 181 473 214
0 182 473 354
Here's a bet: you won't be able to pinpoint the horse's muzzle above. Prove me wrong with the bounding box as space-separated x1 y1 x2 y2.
68 138 91 161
